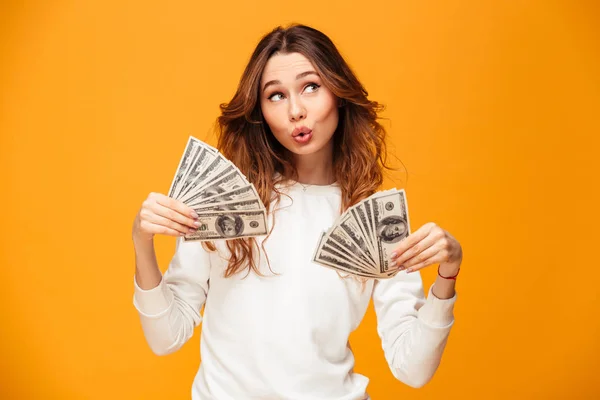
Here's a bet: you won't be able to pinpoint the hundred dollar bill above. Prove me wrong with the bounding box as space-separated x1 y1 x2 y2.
354 204 374 244
315 232 400 279
316 252 380 278
183 168 249 205
371 189 411 273
338 214 376 264
183 209 268 241
168 137 203 198
176 147 215 199
326 225 374 270
175 144 203 197
193 165 236 197
179 153 231 201
349 205 377 265
359 189 397 263
320 240 374 272
183 169 248 204
200 156 237 185
363 199 376 251
313 233 380 278
187 184 260 207
193 198 262 212
175 140 218 197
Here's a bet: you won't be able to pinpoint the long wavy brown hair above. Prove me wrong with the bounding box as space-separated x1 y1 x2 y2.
203 23 392 277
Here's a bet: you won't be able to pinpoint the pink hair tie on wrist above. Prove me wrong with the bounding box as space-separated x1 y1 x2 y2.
438 266 460 280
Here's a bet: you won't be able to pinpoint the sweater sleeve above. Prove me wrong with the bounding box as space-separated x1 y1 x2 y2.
371 270 457 388
133 237 211 356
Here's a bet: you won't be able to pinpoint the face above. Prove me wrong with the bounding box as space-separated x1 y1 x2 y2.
259 52 339 159
222 218 236 236
383 223 407 240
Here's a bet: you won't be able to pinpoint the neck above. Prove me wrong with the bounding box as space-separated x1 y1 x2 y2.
292 141 335 185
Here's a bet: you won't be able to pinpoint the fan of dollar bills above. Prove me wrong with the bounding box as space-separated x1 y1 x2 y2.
312 189 411 279
168 136 410 280
168 136 268 242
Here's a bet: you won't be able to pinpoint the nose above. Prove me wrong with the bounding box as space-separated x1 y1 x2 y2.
288 95 306 122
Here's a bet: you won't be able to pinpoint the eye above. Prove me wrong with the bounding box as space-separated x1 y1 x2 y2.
268 92 284 102
304 83 320 93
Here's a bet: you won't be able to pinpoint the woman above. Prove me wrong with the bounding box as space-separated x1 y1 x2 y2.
132 24 463 400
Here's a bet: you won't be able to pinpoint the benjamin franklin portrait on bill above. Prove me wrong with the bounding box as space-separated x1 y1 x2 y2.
376 216 408 243
215 214 244 237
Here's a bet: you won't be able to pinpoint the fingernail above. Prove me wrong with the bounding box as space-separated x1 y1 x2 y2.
390 252 397 258
188 228 196 233
191 211 198 219
405 268 413 273
389 261 397 268
193 221 201 227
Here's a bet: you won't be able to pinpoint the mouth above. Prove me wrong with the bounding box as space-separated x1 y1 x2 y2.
292 126 312 137
291 126 313 144
292 126 312 143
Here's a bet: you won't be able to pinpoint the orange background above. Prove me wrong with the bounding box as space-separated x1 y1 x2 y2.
1 1 599 399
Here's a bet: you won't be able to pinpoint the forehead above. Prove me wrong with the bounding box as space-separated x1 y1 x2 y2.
261 52 316 84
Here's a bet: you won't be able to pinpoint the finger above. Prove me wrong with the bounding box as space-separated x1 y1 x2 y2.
151 201 199 230
144 212 197 235
391 229 440 267
399 242 446 269
140 220 188 237
405 253 448 274
390 222 436 260
392 231 441 267
154 193 198 220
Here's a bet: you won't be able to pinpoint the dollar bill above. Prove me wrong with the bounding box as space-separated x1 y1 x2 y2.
168 137 203 198
370 189 411 273
193 198 262 212
200 158 236 187
174 144 203 197
191 165 236 198
176 147 215 199
355 204 374 244
187 184 260 207
363 199 376 251
349 205 377 267
183 168 249 205
315 236 400 279
326 225 374 269
166 137 268 242
313 233 380 278
338 214 376 264
310 188 412 279
183 209 268 241
179 153 231 201
321 239 374 271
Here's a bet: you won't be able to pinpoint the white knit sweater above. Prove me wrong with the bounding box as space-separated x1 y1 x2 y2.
133 181 457 399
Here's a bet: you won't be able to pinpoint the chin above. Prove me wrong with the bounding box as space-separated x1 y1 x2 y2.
287 140 331 156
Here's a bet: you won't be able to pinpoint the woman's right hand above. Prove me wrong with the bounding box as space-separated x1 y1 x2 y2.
132 192 200 243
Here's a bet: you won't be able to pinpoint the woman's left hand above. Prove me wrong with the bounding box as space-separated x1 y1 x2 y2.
389 222 463 275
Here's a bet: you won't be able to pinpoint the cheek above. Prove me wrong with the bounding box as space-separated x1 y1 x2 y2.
260 102 286 134
313 94 339 126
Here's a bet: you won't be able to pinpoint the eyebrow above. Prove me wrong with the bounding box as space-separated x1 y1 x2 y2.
262 71 319 93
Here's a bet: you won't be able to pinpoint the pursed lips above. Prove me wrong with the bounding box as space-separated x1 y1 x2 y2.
291 125 312 137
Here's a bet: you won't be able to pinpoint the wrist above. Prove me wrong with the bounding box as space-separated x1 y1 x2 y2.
438 261 461 279
132 216 154 247
132 230 154 251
